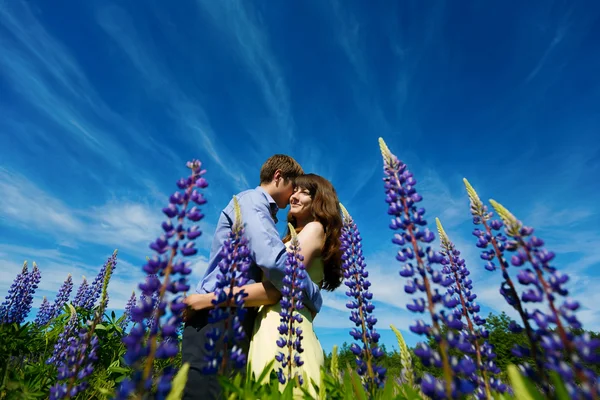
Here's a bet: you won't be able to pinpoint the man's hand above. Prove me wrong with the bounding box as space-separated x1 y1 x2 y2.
184 293 213 310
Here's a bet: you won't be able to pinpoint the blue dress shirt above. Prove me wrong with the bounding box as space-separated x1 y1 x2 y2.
195 186 323 313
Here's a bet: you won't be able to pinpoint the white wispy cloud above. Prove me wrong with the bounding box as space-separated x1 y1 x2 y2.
0 2 145 171
0 168 214 258
95 4 250 191
195 0 295 145
0 168 85 233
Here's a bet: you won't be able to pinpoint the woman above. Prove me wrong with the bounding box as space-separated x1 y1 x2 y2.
185 173 343 394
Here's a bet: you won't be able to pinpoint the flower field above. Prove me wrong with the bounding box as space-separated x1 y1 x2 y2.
0 139 598 399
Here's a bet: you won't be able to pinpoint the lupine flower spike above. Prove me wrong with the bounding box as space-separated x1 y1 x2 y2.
117 159 208 399
0 261 41 324
51 274 74 320
463 178 546 386
490 199 599 399
0 262 29 324
35 297 53 326
436 218 507 399
204 196 252 374
82 254 118 310
72 277 89 309
390 324 414 387
49 251 117 399
120 291 137 332
380 137 472 399
276 224 306 386
339 203 386 393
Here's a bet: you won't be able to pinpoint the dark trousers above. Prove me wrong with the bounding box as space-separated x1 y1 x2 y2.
181 307 258 400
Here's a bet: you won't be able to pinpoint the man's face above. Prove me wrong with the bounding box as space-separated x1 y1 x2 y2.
275 178 295 209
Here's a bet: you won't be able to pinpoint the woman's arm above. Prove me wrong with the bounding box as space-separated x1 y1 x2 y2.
185 222 324 311
184 281 281 310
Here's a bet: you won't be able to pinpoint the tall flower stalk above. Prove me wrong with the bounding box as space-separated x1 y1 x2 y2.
390 324 414 387
72 277 89 309
35 297 53 326
49 251 117 399
120 291 137 332
379 137 475 399
463 179 546 384
51 274 74 320
275 224 306 386
117 160 208 399
82 254 117 310
0 261 41 324
204 196 251 374
490 199 598 398
339 203 386 393
436 218 506 399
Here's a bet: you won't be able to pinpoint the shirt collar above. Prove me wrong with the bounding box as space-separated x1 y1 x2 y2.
255 186 279 223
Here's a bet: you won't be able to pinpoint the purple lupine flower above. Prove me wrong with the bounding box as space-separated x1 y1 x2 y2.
436 218 507 398
0 261 41 324
35 296 54 326
47 305 79 366
275 224 306 386
339 204 386 392
137 275 160 332
204 197 251 374
49 328 100 399
49 251 117 399
490 200 599 398
0 262 29 323
82 253 118 309
117 160 208 399
379 137 473 399
72 277 89 309
120 291 137 332
50 274 74 320
463 179 546 385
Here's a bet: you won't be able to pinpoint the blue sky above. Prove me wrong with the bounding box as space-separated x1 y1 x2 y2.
1 0 599 354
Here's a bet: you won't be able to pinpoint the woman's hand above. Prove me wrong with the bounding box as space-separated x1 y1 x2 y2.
184 293 213 310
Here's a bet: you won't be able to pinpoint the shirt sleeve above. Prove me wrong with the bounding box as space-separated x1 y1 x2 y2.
239 194 323 313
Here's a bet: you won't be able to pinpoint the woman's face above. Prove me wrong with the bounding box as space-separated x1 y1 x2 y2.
289 186 313 222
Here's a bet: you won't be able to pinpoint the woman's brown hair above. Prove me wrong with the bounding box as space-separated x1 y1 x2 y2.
282 174 343 291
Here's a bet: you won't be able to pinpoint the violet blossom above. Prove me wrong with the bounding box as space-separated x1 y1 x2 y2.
379 137 473 399
49 251 117 399
340 203 386 392
275 224 306 386
436 218 507 398
116 160 208 399
35 296 53 326
463 178 546 385
490 199 599 398
204 197 251 374
120 291 137 332
51 274 74 320
0 261 41 324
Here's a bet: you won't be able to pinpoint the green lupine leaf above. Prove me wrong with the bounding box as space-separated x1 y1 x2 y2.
507 365 545 400
349 369 367 400
549 371 570 400
166 362 190 400
379 375 395 399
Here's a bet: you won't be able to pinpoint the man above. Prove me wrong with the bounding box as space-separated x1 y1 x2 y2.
181 154 323 400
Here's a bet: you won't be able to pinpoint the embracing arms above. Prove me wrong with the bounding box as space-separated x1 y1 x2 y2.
185 221 325 312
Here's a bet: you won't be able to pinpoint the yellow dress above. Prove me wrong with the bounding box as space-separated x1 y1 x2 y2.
247 244 324 397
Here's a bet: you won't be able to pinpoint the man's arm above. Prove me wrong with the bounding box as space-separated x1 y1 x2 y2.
185 281 281 310
241 197 323 313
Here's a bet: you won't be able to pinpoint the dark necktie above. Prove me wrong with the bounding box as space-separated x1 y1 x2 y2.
270 203 279 224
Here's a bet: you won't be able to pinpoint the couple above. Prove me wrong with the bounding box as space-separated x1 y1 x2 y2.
182 154 343 399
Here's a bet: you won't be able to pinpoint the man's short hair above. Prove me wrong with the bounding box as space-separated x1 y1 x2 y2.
259 154 304 184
